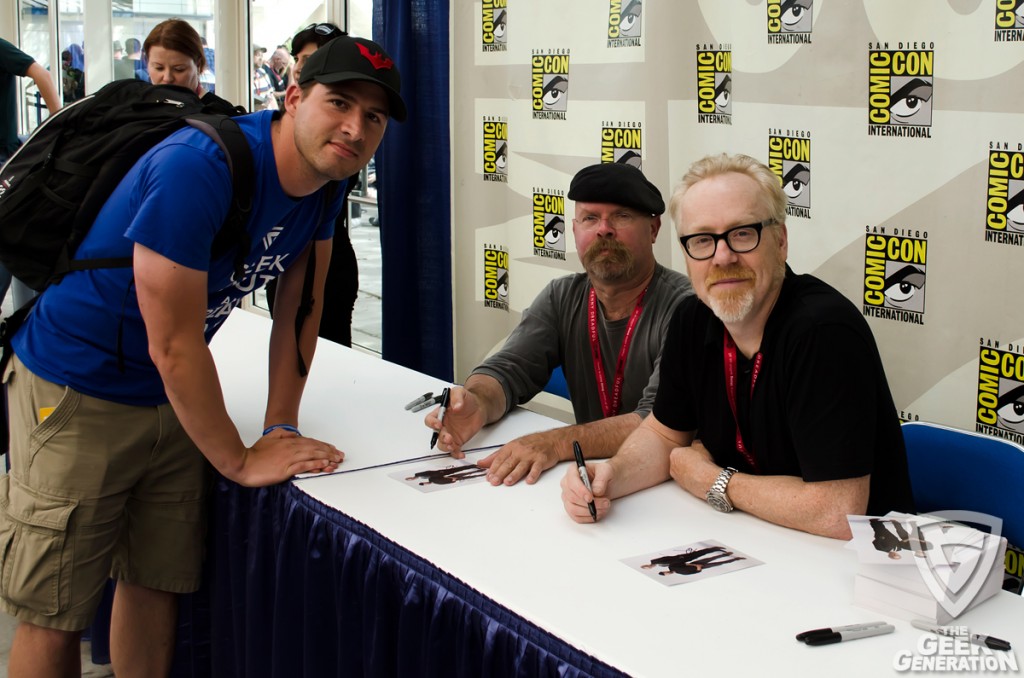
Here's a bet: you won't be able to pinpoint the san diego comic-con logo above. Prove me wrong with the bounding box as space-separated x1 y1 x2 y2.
767 130 810 218
533 189 566 261
696 45 731 125
977 340 1024 445
601 121 642 169
984 144 1024 246
531 49 569 120
995 0 1024 41
867 43 934 138
608 0 642 48
482 116 508 183
483 245 509 311
862 228 927 325
481 0 507 52
767 0 812 44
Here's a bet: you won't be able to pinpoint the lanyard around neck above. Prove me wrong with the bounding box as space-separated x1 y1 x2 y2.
588 286 647 419
723 331 762 473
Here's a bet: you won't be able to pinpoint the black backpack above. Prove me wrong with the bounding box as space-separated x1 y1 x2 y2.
0 79 254 292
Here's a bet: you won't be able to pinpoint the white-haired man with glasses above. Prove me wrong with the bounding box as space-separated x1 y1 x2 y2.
561 153 914 539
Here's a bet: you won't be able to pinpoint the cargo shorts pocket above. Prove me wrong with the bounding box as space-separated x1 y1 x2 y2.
0 474 78 615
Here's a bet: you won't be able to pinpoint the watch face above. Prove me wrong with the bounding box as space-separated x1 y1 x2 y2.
707 492 733 513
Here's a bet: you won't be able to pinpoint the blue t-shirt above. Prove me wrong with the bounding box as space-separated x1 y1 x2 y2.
13 110 341 405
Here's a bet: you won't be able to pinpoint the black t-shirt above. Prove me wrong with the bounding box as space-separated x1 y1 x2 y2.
653 267 915 515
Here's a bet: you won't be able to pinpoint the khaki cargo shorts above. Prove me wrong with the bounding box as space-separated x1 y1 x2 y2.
0 355 209 631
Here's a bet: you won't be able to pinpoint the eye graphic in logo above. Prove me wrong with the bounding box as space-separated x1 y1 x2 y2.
496 270 509 300
494 10 507 42
889 77 933 125
997 383 1024 432
620 0 642 37
495 142 508 174
883 264 926 312
545 216 565 248
780 0 812 32
542 75 568 110
715 74 732 114
782 163 810 208
1006 186 1024 232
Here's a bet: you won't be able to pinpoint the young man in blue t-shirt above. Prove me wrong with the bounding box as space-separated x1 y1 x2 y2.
1 35 406 677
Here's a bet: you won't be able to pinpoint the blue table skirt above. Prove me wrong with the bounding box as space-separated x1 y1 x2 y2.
202 479 628 678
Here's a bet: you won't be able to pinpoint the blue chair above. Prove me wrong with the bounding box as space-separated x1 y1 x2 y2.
901 421 1024 549
542 365 570 399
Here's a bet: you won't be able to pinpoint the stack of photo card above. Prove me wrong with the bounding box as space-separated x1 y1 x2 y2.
846 513 1007 624
621 539 763 587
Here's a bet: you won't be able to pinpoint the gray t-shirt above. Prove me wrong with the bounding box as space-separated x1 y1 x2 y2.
473 264 693 423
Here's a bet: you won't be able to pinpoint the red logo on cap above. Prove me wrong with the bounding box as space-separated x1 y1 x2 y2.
357 43 394 70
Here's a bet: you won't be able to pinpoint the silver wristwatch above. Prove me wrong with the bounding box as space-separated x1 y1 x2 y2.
706 467 738 513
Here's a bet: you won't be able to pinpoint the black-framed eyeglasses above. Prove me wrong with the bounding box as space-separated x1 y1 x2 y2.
679 222 768 260
303 23 346 37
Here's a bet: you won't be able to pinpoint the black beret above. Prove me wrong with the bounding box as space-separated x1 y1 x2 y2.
567 163 665 215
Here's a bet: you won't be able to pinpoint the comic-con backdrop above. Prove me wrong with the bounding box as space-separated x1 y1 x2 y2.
452 1 1024 590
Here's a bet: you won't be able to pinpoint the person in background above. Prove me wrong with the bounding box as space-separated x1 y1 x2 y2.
426 162 693 486
265 46 291 107
61 45 85 103
112 40 124 60
124 37 149 82
265 22 362 348
251 44 277 111
0 36 61 308
561 153 914 538
143 19 241 114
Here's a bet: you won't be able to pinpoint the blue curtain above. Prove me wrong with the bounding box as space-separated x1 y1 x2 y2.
207 480 628 678
373 0 453 381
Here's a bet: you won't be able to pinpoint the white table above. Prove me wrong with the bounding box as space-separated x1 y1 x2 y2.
210 311 1023 677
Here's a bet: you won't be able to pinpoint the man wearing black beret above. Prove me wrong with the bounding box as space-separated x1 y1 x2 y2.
425 163 693 486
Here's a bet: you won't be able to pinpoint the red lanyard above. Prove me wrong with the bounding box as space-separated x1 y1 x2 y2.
588 287 647 418
723 332 762 473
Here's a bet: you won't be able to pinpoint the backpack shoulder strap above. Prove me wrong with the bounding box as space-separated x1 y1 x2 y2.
185 114 255 282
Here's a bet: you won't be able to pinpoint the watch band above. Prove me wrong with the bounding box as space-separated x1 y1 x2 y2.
706 466 738 513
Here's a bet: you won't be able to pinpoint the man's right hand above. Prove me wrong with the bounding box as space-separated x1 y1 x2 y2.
424 386 487 457
560 460 614 523
232 430 343 487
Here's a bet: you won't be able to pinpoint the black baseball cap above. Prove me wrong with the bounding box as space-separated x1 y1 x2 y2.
568 163 665 215
298 36 407 122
